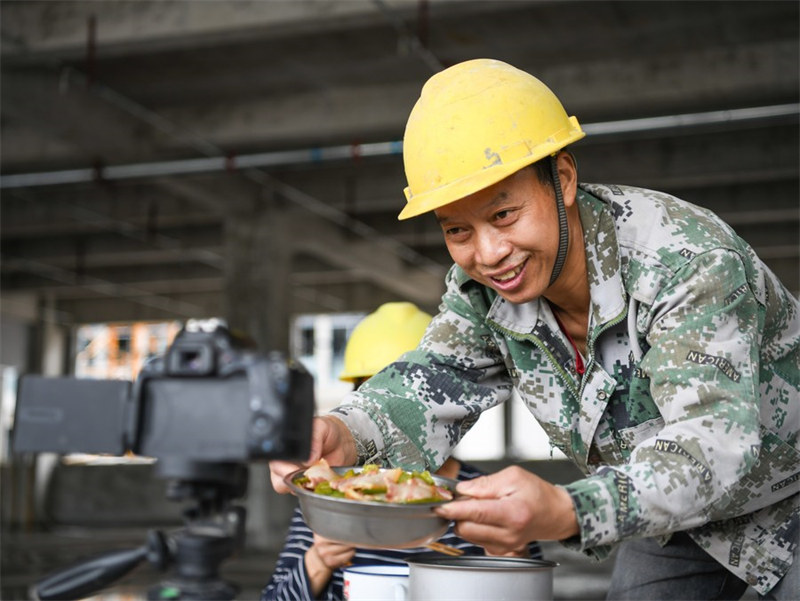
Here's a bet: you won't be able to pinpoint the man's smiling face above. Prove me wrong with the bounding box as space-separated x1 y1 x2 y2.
434 166 562 305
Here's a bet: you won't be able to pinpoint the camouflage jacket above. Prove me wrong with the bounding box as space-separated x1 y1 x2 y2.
331 184 799 593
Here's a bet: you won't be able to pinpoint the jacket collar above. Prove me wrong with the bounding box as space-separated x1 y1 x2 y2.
453 186 627 337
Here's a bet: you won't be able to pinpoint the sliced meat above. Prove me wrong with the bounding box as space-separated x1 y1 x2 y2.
303 458 341 488
385 477 451 503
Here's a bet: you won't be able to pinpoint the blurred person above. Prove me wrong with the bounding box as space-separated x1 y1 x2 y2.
262 302 542 601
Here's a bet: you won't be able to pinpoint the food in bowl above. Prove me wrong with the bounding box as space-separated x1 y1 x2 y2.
293 458 454 503
285 460 459 548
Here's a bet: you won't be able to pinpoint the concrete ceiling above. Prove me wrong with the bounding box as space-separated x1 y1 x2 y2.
1 0 798 332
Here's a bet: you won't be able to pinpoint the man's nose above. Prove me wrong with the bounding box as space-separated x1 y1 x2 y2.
474 229 511 267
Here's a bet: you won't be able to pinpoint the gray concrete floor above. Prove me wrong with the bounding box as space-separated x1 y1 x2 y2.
1 526 615 600
1 526 764 601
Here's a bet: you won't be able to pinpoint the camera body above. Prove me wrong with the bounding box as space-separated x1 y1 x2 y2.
13 320 314 464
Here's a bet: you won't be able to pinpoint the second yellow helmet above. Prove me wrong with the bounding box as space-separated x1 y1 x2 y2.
339 302 433 382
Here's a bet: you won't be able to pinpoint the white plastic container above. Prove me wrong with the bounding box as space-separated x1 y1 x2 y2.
343 564 409 601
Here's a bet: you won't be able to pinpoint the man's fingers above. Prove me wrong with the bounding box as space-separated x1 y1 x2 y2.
270 417 335 494
307 418 330 465
454 467 521 499
435 497 507 525
452 519 522 553
269 459 302 494
454 474 495 498
268 416 361 493
436 498 531 552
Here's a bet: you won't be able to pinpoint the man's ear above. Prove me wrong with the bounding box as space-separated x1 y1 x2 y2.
556 152 578 206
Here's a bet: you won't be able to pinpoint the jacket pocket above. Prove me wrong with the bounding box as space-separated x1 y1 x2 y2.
618 416 666 450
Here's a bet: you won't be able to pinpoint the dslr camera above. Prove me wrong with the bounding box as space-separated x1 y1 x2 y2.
14 319 314 466
12 320 315 600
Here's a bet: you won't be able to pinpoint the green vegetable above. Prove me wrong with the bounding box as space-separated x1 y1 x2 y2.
405 497 440 504
313 481 345 498
415 470 436 486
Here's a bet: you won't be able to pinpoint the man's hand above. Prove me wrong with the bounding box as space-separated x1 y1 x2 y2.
305 534 357 597
309 535 357 571
434 466 579 555
269 415 359 493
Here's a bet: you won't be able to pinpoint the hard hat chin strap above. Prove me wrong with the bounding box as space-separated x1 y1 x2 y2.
549 154 569 286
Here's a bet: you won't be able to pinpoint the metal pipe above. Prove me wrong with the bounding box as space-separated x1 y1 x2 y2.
581 104 799 136
1 104 796 190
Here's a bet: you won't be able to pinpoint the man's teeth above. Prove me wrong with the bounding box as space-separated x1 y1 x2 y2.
494 266 522 282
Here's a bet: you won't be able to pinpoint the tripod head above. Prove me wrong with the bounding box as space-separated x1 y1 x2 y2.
35 461 249 601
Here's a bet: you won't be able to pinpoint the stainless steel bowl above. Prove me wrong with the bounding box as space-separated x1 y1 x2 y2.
284 465 458 548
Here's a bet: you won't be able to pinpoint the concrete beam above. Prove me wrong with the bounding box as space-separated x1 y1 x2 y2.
1 70 168 163
3 37 794 173
294 208 445 307
54 292 224 325
0 0 424 60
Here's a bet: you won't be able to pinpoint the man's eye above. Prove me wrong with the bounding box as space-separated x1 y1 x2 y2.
495 209 513 221
445 227 463 236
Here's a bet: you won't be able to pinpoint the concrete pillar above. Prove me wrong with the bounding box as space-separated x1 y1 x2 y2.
34 295 68 527
223 198 292 354
223 196 296 550
40 299 66 378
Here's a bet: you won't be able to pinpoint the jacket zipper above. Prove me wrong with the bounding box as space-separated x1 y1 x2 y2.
578 305 628 400
489 322 581 398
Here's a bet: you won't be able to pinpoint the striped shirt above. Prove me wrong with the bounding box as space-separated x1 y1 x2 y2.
261 462 543 600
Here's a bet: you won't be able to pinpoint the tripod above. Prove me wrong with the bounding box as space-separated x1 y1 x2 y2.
34 461 249 601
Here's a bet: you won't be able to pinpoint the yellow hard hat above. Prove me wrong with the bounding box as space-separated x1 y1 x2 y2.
399 58 585 220
339 302 433 382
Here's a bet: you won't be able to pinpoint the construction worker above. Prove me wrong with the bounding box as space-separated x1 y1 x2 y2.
263 302 542 601
271 59 799 600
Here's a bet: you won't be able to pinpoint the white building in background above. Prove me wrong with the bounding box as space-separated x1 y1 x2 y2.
74 321 181 381
291 312 366 411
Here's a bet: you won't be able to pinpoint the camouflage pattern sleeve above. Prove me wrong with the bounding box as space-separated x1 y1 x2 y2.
331 266 513 470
